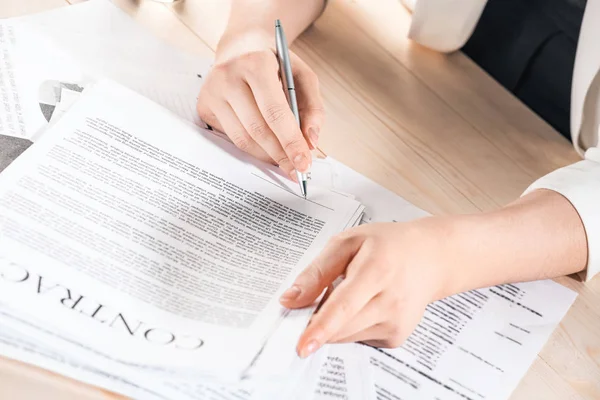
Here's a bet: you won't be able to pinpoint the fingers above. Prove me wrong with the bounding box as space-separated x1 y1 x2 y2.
227 82 297 181
329 294 386 342
279 234 363 308
332 323 389 344
197 49 321 172
291 53 325 150
208 101 273 165
295 249 383 358
246 65 312 173
196 99 224 134
334 296 426 349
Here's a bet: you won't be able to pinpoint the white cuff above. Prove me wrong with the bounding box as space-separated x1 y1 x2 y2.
522 150 600 282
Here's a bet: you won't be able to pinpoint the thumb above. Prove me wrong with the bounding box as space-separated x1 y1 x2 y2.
292 52 325 150
279 235 360 308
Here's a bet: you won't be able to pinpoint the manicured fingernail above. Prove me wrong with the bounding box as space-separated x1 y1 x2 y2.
293 153 310 172
288 171 298 183
280 285 301 301
300 339 320 358
308 127 319 147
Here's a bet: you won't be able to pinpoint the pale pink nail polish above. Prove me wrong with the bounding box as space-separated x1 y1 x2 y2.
293 153 309 172
302 339 320 358
280 286 301 301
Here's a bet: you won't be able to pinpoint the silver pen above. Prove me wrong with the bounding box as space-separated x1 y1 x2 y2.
275 19 309 199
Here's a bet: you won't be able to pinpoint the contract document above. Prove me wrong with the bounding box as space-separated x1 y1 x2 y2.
365 279 577 400
0 79 364 380
0 304 375 400
315 162 579 400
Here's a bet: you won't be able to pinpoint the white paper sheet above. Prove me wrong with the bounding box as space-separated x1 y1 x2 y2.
0 79 364 380
0 0 211 140
366 279 577 400
0 312 169 400
0 303 368 400
310 157 578 400
312 344 374 400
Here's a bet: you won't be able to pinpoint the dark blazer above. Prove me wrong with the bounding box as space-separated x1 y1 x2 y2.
462 0 587 139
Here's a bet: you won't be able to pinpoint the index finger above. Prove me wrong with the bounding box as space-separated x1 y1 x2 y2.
246 68 312 173
295 250 381 358
279 235 360 308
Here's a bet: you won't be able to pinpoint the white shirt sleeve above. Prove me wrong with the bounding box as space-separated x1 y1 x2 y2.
522 148 600 282
521 1 600 282
406 1 600 281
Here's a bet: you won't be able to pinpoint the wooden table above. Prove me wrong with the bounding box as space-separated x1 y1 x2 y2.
1 0 599 399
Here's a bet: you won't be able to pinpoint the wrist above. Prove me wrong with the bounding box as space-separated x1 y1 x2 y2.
216 27 275 63
432 189 588 299
408 213 502 300
403 215 471 301
433 214 493 298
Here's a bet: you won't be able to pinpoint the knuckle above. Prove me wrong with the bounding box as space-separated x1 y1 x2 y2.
391 333 406 348
196 104 216 125
275 155 291 167
335 299 352 317
283 138 306 155
385 295 408 317
195 100 208 115
255 50 275 64
264 103 290 124
300 104 325 119
332 230 353 244
232 136 252 152
312 105 326 118
305 265 325 285
222 72 241 90
211 63 240 88
243 51 275 76
385 324 405 348
385 335 405 349
197 86 209 102
210 63 231 82
247 120 272 141
328 234 344 248
196 102 208 119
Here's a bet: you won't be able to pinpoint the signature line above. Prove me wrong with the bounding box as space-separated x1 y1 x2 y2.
251 172 334 211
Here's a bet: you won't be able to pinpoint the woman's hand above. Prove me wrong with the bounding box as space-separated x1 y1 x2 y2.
280 189 589 358
279 218 457 357
197 29 324 182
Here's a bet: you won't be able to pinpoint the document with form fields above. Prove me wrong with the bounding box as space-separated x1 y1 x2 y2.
315 159 578 400
0 1 579 399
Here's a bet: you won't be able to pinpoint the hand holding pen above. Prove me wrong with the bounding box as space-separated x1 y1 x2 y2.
196 16 323 196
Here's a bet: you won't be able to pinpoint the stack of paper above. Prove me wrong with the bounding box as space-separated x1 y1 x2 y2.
0 0 210 147
0 77 368 397
0 2 580 400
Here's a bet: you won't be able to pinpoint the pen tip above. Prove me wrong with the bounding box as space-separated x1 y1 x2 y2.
275 19 281 27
